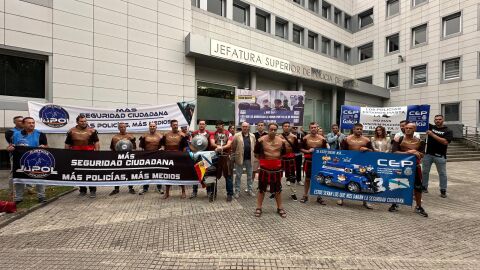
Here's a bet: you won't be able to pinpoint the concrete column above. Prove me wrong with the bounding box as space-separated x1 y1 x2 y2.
288 21 293 41
226 0 233 19
250 71 257 90
249 5 256 28
331 88 337 124
270 14 276 35
199 0 207 10
303 0 309 9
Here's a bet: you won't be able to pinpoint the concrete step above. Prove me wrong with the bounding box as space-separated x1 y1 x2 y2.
448 157 480 162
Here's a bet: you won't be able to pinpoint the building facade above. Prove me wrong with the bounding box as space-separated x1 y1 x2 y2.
0 0 478 141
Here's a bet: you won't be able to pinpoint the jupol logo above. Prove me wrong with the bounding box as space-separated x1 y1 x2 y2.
17 149 57 178
39 105 69 128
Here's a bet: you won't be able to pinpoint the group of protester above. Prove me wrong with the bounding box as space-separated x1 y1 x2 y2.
5 113 453 219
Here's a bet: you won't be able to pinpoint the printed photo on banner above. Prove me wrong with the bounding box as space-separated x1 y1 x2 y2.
309 149 416 205
28 101 196 133
339 105 430 132
235 89 305 126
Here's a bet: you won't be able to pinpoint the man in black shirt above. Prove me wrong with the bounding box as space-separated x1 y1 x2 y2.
253 121 267 181
422 115 453 198
291 126 305 185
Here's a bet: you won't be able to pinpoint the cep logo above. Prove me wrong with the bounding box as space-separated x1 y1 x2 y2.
39 105 69 128
377 159 414 167
343 110 359 115
17 149 58 178
408 111 428 116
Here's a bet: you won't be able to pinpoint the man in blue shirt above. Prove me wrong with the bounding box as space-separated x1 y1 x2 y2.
7 117 48 204
5 116 24 199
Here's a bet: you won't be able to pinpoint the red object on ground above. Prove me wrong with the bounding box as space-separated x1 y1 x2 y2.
0 201 17 213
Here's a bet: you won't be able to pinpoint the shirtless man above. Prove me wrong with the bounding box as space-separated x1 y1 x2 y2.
299 122 328 205
339 123 373 209
390 123 428 217
254 123 286 218
160 119 188 199
65 114 100 198
138 122 163 195
252 121 268 181
109 123 136 195
281 122 299 201
209 120 234 202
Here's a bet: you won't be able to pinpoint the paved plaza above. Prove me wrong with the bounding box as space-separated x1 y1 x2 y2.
0 161 479 269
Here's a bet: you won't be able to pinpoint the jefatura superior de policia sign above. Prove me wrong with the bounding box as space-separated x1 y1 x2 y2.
12 147 200 186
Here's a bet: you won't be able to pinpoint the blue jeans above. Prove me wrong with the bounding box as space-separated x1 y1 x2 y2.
422 154 447 190
225 175 233 196
234 160 253 194
15 184 45 201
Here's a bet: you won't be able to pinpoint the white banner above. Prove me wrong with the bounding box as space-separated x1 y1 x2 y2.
359 106 407 132
28 101 195 133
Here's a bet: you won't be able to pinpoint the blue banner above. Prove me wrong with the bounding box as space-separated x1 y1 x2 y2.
406 105 430 132
310 149 416 206
339 105 361 130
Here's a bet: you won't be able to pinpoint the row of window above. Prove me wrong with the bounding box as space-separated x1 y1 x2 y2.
292 0 354 31
359 57 462 89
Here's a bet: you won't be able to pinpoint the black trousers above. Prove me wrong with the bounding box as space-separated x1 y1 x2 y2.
295 154 303 182
79 186 96 193
142 185 162 191
114 186 134 190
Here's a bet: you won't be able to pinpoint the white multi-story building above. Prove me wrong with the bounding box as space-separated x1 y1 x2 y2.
0 0 478 150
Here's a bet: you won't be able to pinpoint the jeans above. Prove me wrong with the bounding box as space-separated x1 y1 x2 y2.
15 184 45 201
234 160 253 194
225 175 233 196
422 154 448 190
142 185 162 192
79 186 96 193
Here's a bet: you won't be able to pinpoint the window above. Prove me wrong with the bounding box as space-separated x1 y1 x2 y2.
412 0 427 7
412 24 427 46
441 103 460 122
321 37 331 55
233 3 248 25
386 33 399 53
0 51 46 99
322 1 331 19
207 0 225 16
293 0 301 4
256 12 268 32
308 32 318 50
334 8 342 24
344 46 351 63
386 71 399 89
412 65 427 85
442 57 461 80
344 14 351 30
387 0 400 17
359 8 373 28
358 43 373 61
197 81 235 127
443 12 462 38
293 26 303 45
191 0 200 7
308 0 318 12
275 19 287 39
357 76 373 84
334 42 341 58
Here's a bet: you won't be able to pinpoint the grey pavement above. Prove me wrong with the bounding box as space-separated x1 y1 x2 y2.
0 161 479 269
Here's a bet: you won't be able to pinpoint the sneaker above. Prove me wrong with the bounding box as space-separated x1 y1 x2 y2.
247 190 255 197
189 192 198 199
440 189 447 198
388 204 399 212
422 186 429 193
38 197 47 203
298 180 305 186
269 193 275 200
138 190 147 195
79 192 87 197
286 181 291 186
415 206 428 217
363 202 373 209
89 192 96 198
109 189 119 196
226 195 233 202
233 193 239 199
316 197 326 205
208 192 214 203
291 194 298 201
128 189 136 194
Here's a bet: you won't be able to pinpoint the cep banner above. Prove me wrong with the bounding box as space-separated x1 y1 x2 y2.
12 147 201 186
28 101 196 133
309 149 416 206
235 89 305 126
339 105 430 132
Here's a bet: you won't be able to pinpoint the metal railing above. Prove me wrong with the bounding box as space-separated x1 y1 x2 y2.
462 125 480 150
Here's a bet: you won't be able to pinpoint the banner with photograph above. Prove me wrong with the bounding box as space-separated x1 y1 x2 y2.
12 147 202 186
309 149 416 206
28 101 195 133
339 105 430 132
235 89 305 126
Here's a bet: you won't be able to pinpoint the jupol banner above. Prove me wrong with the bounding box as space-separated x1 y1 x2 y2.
235 89 305 126
340 105 430 132
28 101 195 133
309 149 416 206
12 147 202 186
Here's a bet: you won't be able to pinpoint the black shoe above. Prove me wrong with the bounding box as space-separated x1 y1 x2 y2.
269 193 275 200
422 186 429 193
109 189 119 196
129 188 136 194
316 197 326 205
291 194 298 201
388 204 399 212
226 195 233 202
440 189 447 198
89 192 96 198
38 197 47 203
79 192 87 197
208 192 214 203
189 192 197 199
415 206 428 217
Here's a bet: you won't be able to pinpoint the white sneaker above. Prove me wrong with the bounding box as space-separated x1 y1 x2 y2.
299 180 305 186
234 193 240 199
286 181 291 186
247 190 255 196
